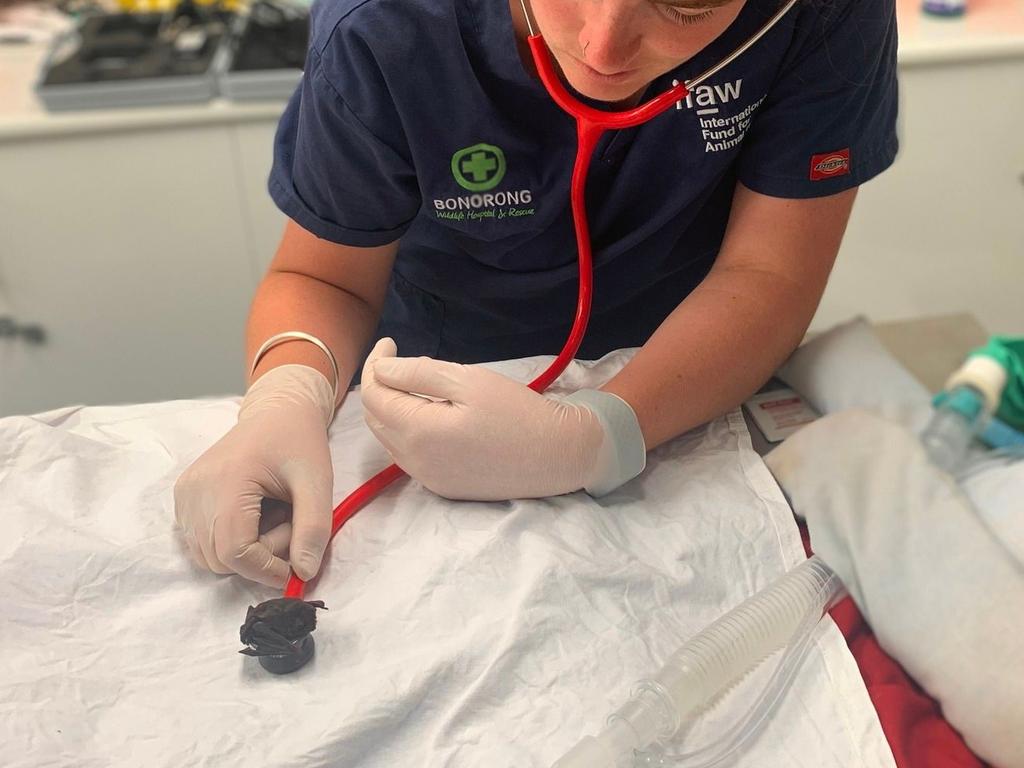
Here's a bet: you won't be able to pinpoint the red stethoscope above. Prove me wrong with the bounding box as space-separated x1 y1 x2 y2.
241 0 800 672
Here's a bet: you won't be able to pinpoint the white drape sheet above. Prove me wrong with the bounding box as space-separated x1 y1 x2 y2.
0 352 893 768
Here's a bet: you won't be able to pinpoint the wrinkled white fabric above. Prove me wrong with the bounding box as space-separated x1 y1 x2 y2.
0 351 892 768
765 411 1024 768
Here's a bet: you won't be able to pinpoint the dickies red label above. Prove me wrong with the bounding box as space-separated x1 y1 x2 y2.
808 148 851 181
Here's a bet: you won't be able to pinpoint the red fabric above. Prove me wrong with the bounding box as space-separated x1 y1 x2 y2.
798 524 988 768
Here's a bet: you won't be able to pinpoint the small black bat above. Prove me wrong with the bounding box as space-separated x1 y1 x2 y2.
239 597 327 657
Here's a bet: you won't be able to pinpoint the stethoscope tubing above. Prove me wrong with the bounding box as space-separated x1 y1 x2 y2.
283 0 799 600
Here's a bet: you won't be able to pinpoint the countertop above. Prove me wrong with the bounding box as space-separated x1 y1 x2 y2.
1 0 1022 141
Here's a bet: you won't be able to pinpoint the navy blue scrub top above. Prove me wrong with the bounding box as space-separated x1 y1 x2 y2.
269 0 898 364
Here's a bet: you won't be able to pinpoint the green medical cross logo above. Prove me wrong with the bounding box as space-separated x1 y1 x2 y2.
451 143 507 192
463 152 496 182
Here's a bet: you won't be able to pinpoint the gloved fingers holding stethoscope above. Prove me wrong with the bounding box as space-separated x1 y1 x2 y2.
360 337 647 501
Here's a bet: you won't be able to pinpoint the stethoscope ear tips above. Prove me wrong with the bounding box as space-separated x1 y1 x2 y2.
239 596 327 675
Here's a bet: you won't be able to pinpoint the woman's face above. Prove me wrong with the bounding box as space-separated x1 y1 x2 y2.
515 0 745 105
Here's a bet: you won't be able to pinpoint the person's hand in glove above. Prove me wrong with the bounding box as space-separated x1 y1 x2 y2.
174 365 335 587
359 338 647 501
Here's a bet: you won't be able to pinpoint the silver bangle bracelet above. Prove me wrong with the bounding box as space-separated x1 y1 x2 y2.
249 331 341 405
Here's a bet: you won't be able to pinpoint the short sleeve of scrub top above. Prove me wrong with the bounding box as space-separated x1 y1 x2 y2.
268 11 421 247
736 0 899 198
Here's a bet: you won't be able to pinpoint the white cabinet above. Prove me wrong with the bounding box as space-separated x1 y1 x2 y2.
229 120 287 278
815 54 1024 336
0 123 257 415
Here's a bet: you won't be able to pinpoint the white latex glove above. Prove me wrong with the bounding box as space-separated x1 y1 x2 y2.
174 365 335 587
765 410 1024 768
359 338 646 501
